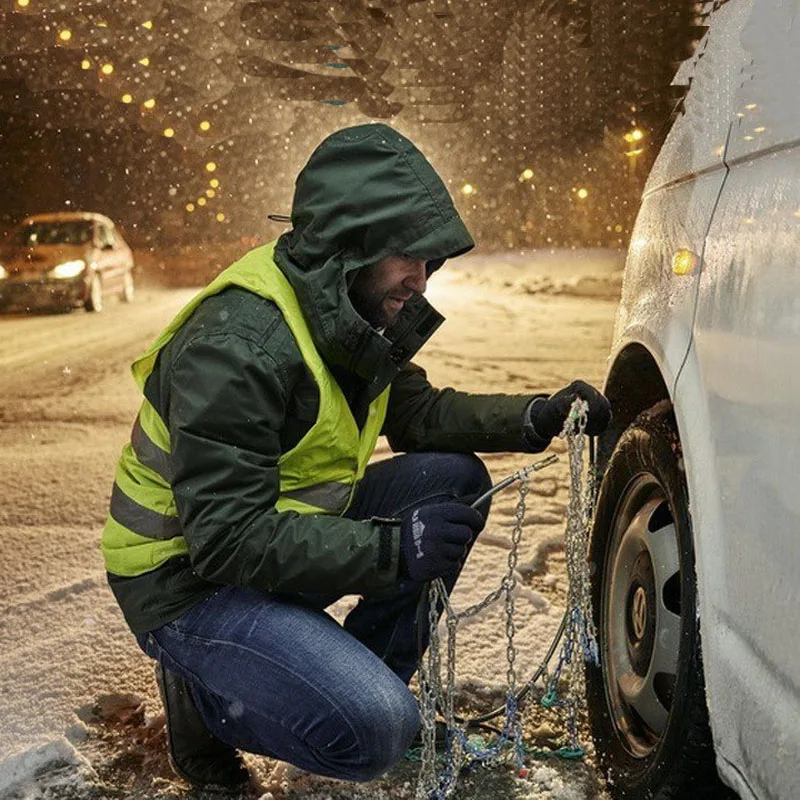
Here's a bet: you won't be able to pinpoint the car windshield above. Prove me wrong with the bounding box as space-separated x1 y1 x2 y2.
12 220 93 246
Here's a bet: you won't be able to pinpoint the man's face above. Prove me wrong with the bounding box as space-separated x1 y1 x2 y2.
348 254 428 329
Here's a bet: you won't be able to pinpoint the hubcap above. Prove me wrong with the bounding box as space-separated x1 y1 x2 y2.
603 475 682 758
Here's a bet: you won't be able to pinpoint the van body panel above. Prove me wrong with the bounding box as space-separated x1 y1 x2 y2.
606 0 800 794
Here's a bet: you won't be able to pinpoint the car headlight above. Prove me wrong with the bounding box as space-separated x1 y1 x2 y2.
0 264 7 280
49 260 86 279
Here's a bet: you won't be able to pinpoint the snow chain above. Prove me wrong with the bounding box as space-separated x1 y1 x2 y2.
415 399 600 800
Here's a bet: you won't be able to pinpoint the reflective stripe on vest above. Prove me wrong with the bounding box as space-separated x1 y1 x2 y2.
110 482 182 540
131 412 173 483
101 241 390 578
280 481 353 515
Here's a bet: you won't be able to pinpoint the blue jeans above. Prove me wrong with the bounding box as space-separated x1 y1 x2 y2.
138 452 492 781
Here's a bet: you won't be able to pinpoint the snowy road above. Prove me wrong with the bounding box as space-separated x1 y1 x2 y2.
0 252 621 799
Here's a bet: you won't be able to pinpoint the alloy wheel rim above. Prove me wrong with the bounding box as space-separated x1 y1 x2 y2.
603 473 682 758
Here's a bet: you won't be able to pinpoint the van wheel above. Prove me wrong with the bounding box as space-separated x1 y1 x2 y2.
85 273 103 312
586 406 728 798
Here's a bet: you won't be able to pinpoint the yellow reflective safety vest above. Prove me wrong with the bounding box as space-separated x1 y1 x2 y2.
101 242 391 578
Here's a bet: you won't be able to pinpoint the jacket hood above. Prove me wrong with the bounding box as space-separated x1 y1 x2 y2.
273 123 474 395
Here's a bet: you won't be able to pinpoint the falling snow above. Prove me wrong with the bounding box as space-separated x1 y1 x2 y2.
1 1 707 250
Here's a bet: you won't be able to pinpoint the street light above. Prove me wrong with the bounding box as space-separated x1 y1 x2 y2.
624 128 645 145
623 128 645 176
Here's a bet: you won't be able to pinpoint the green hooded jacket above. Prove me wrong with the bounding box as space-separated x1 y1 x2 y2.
108 124 548 634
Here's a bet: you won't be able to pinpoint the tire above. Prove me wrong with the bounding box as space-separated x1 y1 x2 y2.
85 273 103 312
586 405 728 798
120 269 135 303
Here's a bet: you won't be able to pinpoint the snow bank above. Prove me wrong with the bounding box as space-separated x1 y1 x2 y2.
133 245 627 300
451 248 625 300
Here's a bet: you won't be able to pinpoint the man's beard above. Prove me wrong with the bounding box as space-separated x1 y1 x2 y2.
349 287 392 330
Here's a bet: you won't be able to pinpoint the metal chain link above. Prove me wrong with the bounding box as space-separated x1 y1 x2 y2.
415 399 598 799
505 474 528 693
416 580 442 797
542 399 600 749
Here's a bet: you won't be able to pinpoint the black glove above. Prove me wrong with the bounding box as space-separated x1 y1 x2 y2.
399 502 485 583
528 379 612 440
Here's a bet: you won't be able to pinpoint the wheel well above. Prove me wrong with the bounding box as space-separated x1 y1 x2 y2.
597 343 670 471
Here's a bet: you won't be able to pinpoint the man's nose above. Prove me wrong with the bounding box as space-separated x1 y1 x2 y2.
403 259 428 294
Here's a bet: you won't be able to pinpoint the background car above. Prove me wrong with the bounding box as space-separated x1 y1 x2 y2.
587 2 799 799
0 211 135 313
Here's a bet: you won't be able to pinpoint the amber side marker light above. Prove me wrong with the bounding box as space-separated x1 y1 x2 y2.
672 248 698 276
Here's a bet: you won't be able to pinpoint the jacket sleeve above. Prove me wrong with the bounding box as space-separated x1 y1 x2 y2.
167 331 400 595
384 362 551 454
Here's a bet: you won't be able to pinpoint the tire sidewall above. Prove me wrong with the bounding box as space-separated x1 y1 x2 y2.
121 269 135 303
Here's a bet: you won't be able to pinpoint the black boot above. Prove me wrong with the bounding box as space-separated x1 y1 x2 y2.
155 663 251 793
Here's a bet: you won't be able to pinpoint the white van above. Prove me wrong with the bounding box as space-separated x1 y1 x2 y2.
587 2 800 798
